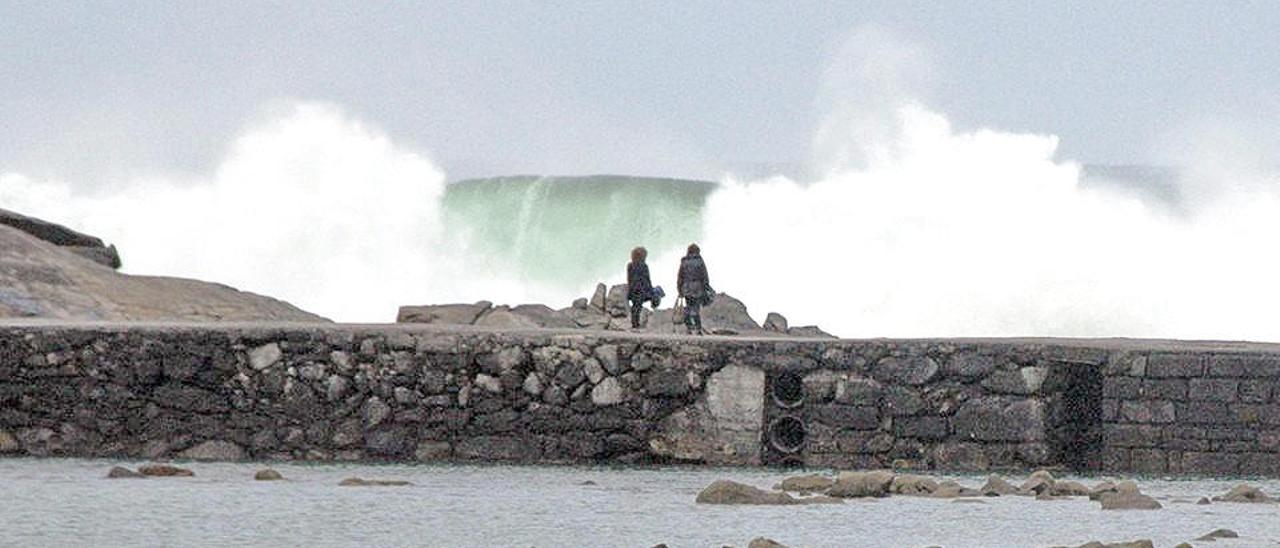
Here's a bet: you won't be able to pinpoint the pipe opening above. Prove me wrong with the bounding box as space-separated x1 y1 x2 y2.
771 371 805 409
768 416 806 454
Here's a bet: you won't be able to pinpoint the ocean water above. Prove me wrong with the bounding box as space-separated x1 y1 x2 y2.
2 458 1277 548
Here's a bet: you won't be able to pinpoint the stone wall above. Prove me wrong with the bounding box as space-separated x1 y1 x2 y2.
1 324 1278 476
1102 351 1280 476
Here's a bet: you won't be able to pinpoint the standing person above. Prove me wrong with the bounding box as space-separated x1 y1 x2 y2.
677 243 711 335
626 246 654 329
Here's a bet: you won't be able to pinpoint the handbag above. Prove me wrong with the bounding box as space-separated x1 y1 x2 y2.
671 297 685 325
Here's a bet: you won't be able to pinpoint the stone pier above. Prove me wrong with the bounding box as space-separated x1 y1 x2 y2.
1 322 1278 475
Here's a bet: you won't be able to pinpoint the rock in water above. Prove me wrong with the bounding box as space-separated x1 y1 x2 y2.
1195 529 1239 541
138 464 194 477
774 474 834 493
254 469 284 481
981 474 1018 496
338 477 412 487
1098 492 1162 510
747 538 789 548
695 480 797 505
1050 480 1091 497
890 474 939 496
106 466 145 479
828 470 894 498
1018 469 1055 495
1212 484 1275 503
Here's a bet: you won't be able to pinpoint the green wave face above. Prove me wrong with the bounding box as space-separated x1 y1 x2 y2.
441 175 716 289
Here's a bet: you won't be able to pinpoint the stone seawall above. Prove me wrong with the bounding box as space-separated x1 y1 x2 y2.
1 323 1278 476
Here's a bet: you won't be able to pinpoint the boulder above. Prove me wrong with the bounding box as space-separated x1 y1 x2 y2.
1018 470 1055 495
775 474 834 493
396 301 492 324
1088 481 1119 500
695 480 796 505
106 466 145 479
828 470 894 498
980 475 1018 496
177 440 245 462
1195 529 1239 541
1196 497 1211 505
563 306 610 330
699 293 761 331
1098 492 1162 510
890 474 939 496
747 538 789 548
1212 484 1275 503
763 312 788 332
138 464 194 477
338 477 412 487
932 480 982 498
254 469 284 481
605 284 629 317
589 283 608 311
1050 480 1091 497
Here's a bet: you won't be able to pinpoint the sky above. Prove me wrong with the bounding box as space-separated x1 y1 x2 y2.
3 1 1280 185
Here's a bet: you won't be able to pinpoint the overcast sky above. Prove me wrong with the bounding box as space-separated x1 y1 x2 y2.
3 1 1279 184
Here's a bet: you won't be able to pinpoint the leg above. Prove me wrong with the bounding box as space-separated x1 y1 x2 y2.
630 300 643 329
686 300 702 334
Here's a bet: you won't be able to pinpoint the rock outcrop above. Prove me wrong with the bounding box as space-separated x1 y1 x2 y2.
0 208 121 269
0 210 324 321
398 286 834 338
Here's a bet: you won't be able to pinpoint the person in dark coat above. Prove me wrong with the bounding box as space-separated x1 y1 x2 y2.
677 243 711 335
626 246 654 329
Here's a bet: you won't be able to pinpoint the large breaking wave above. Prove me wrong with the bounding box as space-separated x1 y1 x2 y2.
3 102 1280 339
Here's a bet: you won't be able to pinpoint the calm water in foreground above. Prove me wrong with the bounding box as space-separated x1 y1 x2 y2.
2 459 1278 547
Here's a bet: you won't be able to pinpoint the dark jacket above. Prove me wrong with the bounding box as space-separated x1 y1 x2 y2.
627 261 653 301
677 253 710 303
